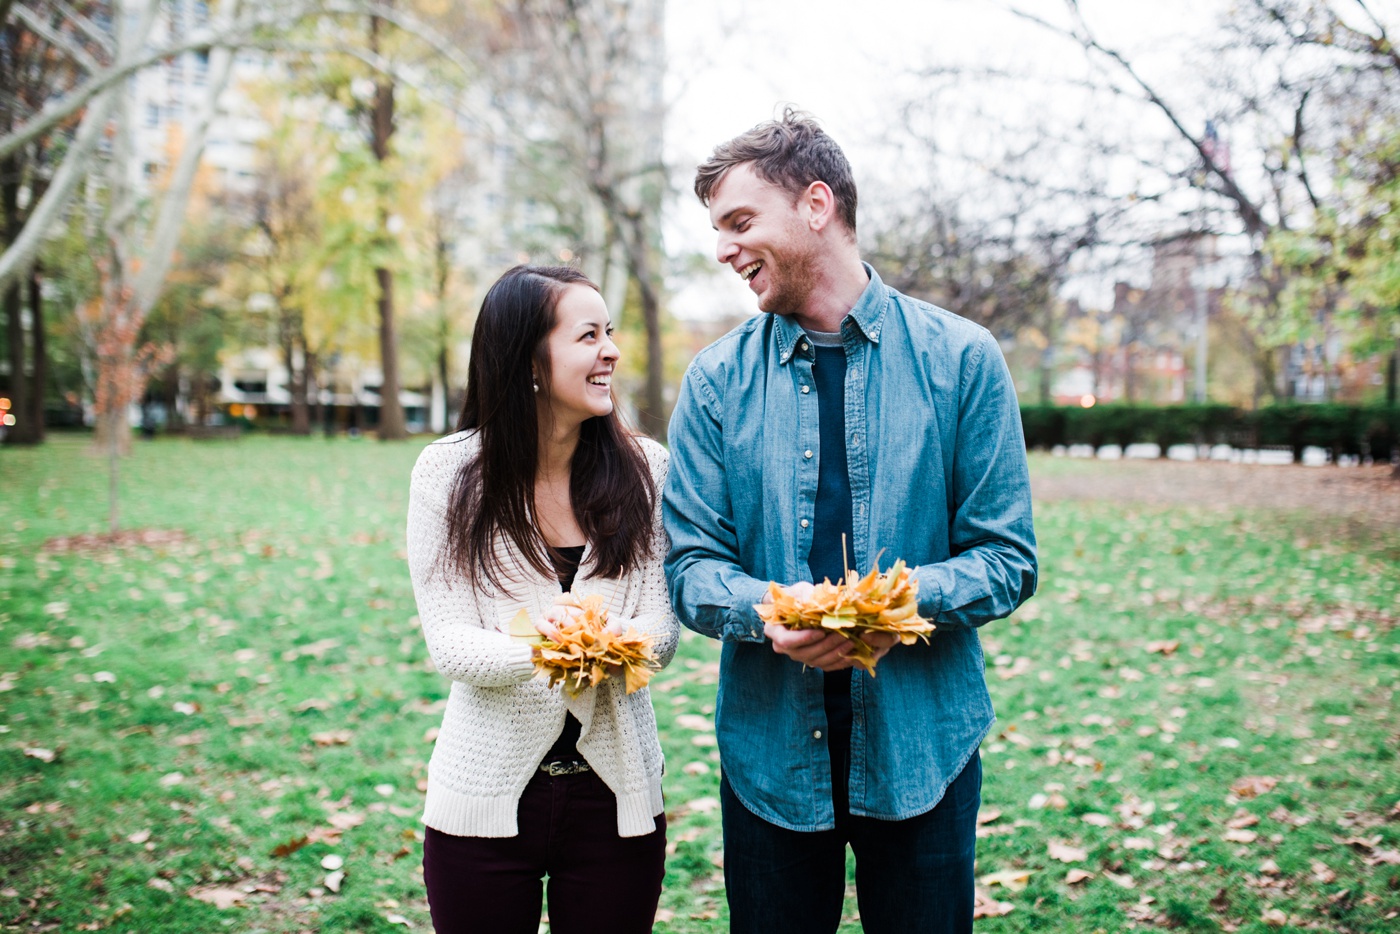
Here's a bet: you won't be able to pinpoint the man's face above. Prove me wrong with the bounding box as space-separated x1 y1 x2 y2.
708 163 819 316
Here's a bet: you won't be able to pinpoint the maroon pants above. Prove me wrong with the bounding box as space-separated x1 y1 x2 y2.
423 768 667 934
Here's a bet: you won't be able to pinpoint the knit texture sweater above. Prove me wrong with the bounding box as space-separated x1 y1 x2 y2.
407 431 677 838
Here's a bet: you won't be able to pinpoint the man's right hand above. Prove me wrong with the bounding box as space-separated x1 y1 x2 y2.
764 621 857 670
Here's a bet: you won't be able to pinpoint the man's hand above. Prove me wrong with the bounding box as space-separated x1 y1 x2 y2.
857 630 899 669
764 621 857 671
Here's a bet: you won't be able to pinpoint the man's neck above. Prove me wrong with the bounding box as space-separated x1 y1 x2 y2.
791 252 869 334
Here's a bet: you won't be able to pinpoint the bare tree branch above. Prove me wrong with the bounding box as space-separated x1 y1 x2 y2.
50 0 115 56
12 2 101 72
1013 2 1270 238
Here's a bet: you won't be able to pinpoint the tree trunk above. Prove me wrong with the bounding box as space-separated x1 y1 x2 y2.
281 319 309 434
617 211 666 440
2 155 34 444
369 9 406 440
27 263 44 440
1386 346 1396 408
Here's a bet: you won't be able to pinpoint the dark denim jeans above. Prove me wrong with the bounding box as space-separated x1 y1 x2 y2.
423 768 666 934
720 741 982 934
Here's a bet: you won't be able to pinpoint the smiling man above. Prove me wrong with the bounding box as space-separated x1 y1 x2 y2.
662 109 1039 933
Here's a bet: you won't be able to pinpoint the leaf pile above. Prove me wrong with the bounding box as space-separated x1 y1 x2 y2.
754 559 935 673
530 595 660 696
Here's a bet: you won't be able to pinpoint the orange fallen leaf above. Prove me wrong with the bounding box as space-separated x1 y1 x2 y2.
270 835 310 857
1230 776 1278 798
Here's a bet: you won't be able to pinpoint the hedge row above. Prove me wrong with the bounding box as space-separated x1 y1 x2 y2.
1019 404 1400 461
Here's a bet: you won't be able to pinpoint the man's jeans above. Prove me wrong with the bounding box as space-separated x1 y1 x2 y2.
720 741 981 934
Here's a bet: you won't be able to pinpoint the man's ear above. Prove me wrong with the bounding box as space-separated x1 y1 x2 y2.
803 180 836 232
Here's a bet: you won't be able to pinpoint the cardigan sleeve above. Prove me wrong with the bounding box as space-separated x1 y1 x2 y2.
406 439 536 687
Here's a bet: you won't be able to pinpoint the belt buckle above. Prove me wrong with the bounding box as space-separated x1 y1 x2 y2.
542 760 590 777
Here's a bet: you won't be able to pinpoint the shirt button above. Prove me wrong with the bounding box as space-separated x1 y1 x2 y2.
800 341 809 351
804 450 813 459
801 385 810 394
800 519 809 528
813 730 823 739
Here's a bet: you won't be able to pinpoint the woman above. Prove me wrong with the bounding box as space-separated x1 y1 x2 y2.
406 265 676 933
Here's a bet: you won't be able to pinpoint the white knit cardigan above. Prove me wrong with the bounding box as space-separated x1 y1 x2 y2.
406 431 677 838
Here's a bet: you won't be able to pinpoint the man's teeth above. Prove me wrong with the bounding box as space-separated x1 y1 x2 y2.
740 261 762 281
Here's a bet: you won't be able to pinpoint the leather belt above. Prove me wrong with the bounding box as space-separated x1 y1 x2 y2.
540 759 591 776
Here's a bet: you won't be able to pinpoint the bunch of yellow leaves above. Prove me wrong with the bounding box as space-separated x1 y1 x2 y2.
515 594 660 696
753 559 935 674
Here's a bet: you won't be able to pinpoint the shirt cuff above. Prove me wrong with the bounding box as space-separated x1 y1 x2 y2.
724 579 773 643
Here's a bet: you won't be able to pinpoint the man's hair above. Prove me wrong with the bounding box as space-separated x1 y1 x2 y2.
694 106 858 235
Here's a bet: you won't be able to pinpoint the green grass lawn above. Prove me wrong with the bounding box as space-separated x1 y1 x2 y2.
2 436 1397 933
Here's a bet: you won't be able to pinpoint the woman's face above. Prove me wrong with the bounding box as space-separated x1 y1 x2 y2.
540 285 619 428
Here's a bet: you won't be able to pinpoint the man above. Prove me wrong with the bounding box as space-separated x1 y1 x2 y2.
662 109 1038 933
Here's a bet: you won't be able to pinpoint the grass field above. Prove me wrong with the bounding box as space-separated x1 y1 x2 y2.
2 436 1397 933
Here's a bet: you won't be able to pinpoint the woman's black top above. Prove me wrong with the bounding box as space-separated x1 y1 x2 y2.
543 544 587 763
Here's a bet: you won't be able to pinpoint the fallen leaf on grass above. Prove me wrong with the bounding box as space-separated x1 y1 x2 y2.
682 761 711 776
327 811 365 831
1310 860 1337 883
684 796 720 814
385 914 413 927
294 698 333 713
308 826 342 845
1081 812 1114 827
324 870 345 893
1144 640 1179 656
147 878 174 892
22 747 57 763
1261 907 1288 926
159 772 184 787
271 835 310 857
1226 810 1260 829
1048 841 1087 863
1103 871 1135 889
979 869 1033 891
1065 869 1094 885
977 808 1002 825
188 886 246 909
311 730 353 747
972 890 1015 918
1223 828 1258 844
674 714 714 732
1365 849 1400 866
1230 776 1278 798
127 829 152 844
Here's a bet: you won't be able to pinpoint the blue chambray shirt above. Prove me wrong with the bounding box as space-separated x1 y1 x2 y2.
663 265 1037 832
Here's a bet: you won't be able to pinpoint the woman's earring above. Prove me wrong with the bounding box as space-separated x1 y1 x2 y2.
532 376 540 393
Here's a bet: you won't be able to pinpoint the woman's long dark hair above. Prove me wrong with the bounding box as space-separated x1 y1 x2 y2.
443 265 655 592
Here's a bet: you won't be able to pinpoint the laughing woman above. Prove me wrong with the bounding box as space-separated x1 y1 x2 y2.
406 265 675 934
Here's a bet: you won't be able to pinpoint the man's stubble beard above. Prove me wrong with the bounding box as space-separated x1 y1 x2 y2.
760 236 822 319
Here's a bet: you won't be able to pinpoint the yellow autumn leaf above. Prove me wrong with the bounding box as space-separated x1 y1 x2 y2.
508 609 542 644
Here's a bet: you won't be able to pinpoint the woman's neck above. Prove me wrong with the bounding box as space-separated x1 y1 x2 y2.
537 418 581 485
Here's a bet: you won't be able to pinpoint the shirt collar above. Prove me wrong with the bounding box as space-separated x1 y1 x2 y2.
775 263 888 364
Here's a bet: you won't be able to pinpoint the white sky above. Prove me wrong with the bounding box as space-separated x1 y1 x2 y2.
658 0 1266 318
